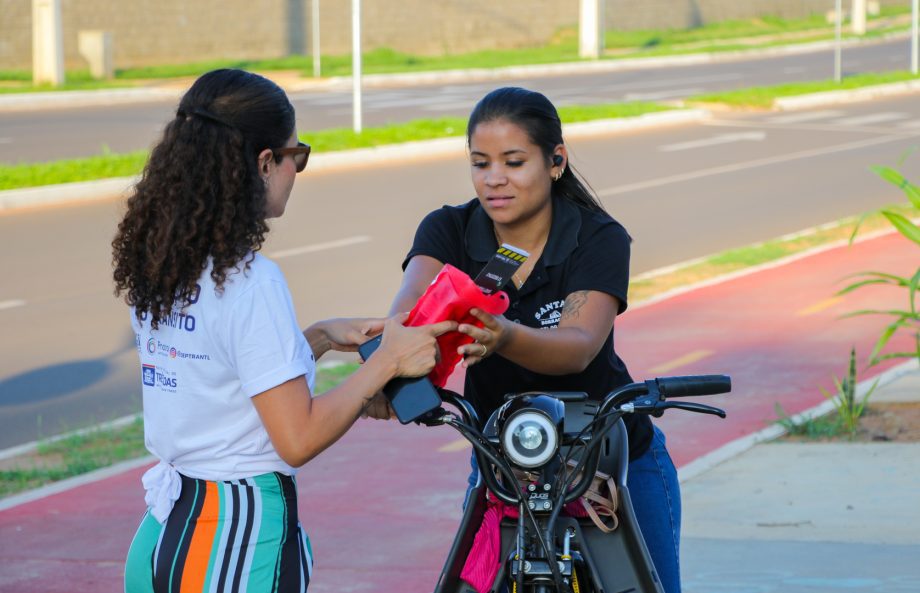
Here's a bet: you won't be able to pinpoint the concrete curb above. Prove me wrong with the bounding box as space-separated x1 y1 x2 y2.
308 33 910 92
677 359 919 484
0 455 155 512
630 226 899 311
0 87 182 113
0 109 710 212
775 79 920 110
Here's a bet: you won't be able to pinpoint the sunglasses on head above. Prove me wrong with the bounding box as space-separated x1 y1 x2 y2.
273 142 311 173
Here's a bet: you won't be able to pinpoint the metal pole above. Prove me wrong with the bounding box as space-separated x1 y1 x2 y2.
913 0 919 75
352 0 362 133
312 0 321 78
835 0 842 83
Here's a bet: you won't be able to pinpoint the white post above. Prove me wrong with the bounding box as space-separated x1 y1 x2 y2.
32 0 65 86
913 0 919 75
851 0 866 35
835 0 843 82
311 0 321 78
579 0 604 59
351 0 362 133
78 30 113 80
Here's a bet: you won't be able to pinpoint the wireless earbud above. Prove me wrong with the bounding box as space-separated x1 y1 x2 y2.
552 155 564 166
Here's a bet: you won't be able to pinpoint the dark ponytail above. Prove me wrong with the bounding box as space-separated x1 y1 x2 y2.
466 87 606 214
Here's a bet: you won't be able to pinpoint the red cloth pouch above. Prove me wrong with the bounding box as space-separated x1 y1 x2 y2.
405 264 510 387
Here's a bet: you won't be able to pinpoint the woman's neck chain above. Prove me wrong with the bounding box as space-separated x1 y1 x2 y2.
493 226 546 290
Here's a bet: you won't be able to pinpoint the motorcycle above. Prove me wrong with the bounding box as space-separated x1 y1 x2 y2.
417 374 731 593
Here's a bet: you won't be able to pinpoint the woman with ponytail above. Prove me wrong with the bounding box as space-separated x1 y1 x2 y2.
114 69 454 592
389 87 684 593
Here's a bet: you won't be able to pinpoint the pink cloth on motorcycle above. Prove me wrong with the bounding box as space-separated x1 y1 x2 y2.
460 494 588 593
405 264 509 387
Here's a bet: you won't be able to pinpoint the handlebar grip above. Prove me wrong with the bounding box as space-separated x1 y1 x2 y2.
655 375 731 398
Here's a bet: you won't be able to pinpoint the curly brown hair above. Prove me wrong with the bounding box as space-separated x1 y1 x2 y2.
112 69 295 328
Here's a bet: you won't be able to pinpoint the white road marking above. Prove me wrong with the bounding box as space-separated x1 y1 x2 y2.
422 101 479 111
0 299 26 311
659 131 766 152
832 112 909 127
900 120 920 129
623 88 703 101
599 133 916 197
767 110 845 124
268 235 371 259
601 72 742 92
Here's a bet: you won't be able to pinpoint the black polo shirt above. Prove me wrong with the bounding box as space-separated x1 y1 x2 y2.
403 197 653 460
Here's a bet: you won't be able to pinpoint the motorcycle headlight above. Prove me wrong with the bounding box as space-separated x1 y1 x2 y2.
501 410 559 469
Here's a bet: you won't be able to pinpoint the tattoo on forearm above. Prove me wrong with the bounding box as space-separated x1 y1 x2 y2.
560 291 589 322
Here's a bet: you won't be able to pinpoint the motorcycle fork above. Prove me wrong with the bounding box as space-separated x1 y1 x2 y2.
508 513 578 593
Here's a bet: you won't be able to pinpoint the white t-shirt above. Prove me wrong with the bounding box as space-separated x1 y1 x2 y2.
131 254 315 481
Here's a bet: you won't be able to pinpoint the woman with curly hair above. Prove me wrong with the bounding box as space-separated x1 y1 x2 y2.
114 69 454 593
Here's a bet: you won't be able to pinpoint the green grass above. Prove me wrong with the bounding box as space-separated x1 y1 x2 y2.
774 403 847 439
0 8 912 92
0 69 134 94
690 70 920 108
0 364 359 498
627 204 917 304
0 102 671 190
0 417 147 497
315 362 360 393
0 150 148 191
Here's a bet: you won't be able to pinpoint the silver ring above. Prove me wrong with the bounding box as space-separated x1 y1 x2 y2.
477 342 488 357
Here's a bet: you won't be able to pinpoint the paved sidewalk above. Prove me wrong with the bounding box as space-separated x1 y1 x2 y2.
0 231 916 592
682 367 920 593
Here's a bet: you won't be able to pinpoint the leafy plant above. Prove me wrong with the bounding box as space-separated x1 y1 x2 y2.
840 154 920 365
774 402 843 438
821 347 879 435
775 347 878 439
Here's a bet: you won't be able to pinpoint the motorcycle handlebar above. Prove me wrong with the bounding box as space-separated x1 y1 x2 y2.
655 375 732 398
438 375 731 506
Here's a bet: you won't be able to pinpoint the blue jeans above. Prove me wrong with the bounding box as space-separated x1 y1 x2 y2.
628 425 681 593
464 425 681 593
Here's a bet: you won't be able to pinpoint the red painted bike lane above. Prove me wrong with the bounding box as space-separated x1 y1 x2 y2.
0 231 914 593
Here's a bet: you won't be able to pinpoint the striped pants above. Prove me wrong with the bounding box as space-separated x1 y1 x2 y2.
125 472 313 593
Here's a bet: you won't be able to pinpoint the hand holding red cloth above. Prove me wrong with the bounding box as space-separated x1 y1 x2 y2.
404 264 509 387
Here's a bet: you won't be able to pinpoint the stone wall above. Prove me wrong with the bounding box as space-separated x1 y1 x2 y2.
605 0 902 30
0 0 907 71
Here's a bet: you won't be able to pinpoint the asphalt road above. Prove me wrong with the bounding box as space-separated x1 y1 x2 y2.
0 36 916 163
1 92 918 449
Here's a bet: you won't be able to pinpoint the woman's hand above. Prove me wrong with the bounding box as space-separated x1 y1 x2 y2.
361 392 395 420
377 314 457 378
457 308 511 367
304 317 385 357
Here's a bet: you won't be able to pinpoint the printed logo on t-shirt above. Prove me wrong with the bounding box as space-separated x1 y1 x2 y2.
155 367 178 392
150 339 210 362
534 299 565 329
146 338 156 354
142 364 156 386
135 333 141 353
